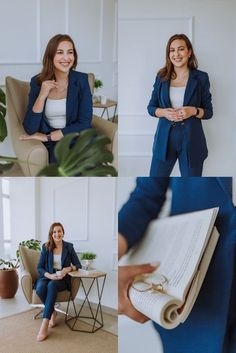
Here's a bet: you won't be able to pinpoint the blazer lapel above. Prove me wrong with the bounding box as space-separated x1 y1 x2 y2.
161 80 172 108
48 251 54 273
66 71 79 122
183 70 198 106
61 241 68 268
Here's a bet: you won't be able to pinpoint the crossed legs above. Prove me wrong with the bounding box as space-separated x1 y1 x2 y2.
35 279 68 341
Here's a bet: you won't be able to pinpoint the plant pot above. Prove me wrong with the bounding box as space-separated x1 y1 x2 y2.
0 269 19 298
81 259 94 270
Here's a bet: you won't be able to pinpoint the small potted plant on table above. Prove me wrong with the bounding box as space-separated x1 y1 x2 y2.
80 252 97 270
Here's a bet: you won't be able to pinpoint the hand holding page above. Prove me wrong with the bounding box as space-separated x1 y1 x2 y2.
124 208 219 329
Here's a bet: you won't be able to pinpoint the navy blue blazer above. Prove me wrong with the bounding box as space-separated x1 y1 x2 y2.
147 69 213 167
23 70 93 136
119 178 236 353
37 241 81 289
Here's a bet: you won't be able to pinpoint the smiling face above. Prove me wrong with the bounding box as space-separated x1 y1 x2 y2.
169 39 191 69
52 225 64 245
53 41 75 74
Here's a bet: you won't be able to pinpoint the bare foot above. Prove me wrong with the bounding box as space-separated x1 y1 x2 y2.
37 319 49 342
49 310 57 328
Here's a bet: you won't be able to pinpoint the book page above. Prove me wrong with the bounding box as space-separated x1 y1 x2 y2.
126 208 218 301
129 286 182 329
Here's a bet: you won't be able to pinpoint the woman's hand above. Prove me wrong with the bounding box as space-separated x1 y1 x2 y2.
39 80 58 100
119 263 159 323
155 108 180 122
19 132 47 142
46 273 65 280
155 107 199 121
174 106 197 121
61 266 73 275
32 80 58 113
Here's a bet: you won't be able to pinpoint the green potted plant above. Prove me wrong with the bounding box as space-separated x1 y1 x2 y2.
93 79 103 103
0 258 20 298
16 239 41 260
80 252 97 270
0 239 41 299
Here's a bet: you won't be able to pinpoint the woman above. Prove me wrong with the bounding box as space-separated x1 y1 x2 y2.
35 222 81 342
147 34 213 176
21 34 93 163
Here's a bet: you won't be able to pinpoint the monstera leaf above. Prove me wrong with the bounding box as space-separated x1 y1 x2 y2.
0 156 17 175
0 88 7 142
38 129 117 177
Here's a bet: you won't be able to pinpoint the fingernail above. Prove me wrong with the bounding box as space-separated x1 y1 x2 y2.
150 262 160 267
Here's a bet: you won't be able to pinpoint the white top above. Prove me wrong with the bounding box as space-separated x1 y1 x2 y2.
169 86 186 108
45 98 67 129
53 254 62 270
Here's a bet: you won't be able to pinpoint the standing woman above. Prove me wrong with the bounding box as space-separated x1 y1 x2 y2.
147 34 213 177
35 222 81 342
21 34 93 163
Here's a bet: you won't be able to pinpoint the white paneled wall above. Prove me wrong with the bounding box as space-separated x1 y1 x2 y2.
0 0 117 156
8 177 117 309
118 0 236 176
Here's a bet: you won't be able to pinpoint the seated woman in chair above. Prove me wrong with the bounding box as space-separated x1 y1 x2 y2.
35 222 81 342
21 33 93 163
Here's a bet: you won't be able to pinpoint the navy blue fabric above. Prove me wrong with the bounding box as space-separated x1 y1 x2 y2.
118 177 236 353
150 124 203 176
35 278 68 319
23 70 93 136
147 69 213 171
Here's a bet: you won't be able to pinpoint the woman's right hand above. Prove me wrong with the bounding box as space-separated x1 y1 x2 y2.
119 263 159 323
155 108 179 122
49 273 65 280
39 80 58 100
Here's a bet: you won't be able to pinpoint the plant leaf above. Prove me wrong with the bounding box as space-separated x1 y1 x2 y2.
0 88 6 105
81 165 117 176
0 117 7 142
37 164 60 176
54 132 79 164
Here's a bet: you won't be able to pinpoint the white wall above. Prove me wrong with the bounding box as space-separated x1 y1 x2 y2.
8 177 117 310
118 0 236 176
0 0 117 156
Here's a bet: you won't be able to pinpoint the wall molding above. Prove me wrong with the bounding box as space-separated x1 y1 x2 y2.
0 0 41 65
0 0 104 65
53 179 89 241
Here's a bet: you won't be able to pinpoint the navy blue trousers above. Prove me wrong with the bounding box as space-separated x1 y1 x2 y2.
35 278 68 319
43 141 57 164
150 123 203 177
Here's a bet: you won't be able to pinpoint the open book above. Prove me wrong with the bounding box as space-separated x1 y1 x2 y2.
124 207 219 329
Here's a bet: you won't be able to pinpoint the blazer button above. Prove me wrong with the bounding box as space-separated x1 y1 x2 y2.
181 122 184 126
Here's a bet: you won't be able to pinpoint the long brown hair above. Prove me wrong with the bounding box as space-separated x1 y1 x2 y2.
45 222 65 252
158 34 198 81
36 34 78 85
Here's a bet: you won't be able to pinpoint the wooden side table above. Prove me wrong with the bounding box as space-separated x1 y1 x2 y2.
65 270 107 333
93 99 117 122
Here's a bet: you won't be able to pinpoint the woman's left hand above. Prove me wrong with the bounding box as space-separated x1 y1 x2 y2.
174 106 196 121
19 132 47 142
61 267 73 275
